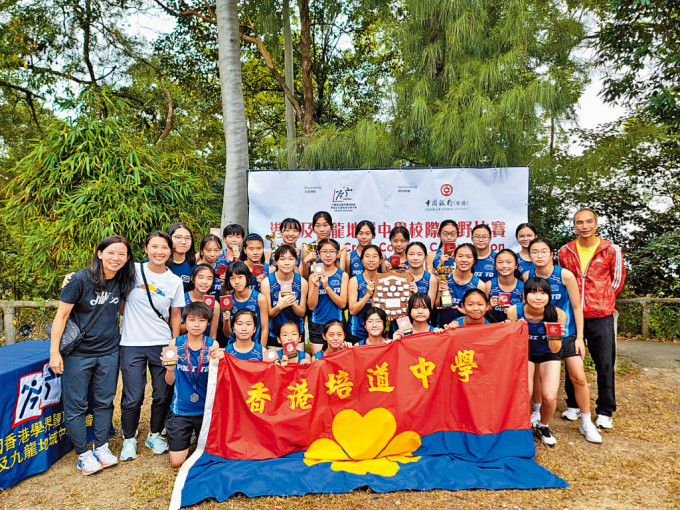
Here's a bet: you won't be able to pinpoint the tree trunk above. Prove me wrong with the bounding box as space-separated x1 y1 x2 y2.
215 0 249 229
283 0 297 169
297 0 315 138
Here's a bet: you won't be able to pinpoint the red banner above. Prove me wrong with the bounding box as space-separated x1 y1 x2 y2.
205 322 529 460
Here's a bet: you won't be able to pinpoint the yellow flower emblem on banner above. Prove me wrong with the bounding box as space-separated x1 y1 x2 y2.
303 408 421 477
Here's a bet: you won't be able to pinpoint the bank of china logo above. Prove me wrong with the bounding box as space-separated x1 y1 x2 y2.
333 186 353 203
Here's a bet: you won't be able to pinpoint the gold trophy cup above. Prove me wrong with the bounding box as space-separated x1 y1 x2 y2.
437 266 454 308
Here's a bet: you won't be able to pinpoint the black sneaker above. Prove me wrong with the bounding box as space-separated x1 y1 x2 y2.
534 425 557 447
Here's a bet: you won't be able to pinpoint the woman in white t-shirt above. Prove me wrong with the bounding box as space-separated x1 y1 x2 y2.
119 231 185 461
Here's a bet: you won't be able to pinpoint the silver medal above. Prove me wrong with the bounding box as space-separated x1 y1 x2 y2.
190 392 199 403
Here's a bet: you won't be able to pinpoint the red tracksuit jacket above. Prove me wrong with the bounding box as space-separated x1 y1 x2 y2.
558 238 626 318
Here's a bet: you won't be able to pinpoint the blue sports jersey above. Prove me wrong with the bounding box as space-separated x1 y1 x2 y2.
226 341 264 361
473 252 498 282
170 334 214 416
517 254 535 275
414 270 433 295
516 303 553 357
349 273 372 340
311 268 345 324
169 259 194 292
228 289 262 345
248 262 270 293
432 248 455 270
488 278 524 313
268 273 304 337
528 266 576 337
438 273 481 327
348 250 364 278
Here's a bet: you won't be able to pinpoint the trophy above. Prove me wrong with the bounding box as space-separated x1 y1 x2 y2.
436 266 454 308
265 232 279 250
545 323 563 353
220 295 233 310
498 293 512 308
371 271 414 320
161 346 179 366
305 242 318 256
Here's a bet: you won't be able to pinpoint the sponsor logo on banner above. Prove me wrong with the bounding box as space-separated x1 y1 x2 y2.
440 184 453 196
13 363 61 427
331 186 357 212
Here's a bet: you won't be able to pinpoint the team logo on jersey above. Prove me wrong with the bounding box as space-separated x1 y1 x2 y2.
550 285 559 293
485 264 494 271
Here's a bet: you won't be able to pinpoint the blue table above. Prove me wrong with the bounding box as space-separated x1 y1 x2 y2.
0 341 76 489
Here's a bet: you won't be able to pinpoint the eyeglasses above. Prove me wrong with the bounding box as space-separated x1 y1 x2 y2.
172 236 192 242
472 235 490 241
440 232 457 239
319 250 337 255
365 319 383 326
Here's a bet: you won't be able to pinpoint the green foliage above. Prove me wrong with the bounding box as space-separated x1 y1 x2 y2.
1 90 218 298
391 0 588 167
595 0 680 129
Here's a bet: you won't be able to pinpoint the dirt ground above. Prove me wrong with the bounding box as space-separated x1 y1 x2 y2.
1 357 679 510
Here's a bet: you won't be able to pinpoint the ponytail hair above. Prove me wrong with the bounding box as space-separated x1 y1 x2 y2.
241 233 266 263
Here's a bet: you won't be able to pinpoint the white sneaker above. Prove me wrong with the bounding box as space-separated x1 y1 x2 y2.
561 407 581 421
120 438 137 461
93 442 119 468
77 451 103 476
530 410 541 428
145 432 169 454
596 415 613 429
579 420 603 444
534 425 557 447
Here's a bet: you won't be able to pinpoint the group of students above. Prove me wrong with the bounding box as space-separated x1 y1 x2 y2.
48 209 610 477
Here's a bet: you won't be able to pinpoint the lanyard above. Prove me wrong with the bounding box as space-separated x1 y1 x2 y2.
185 336 206 389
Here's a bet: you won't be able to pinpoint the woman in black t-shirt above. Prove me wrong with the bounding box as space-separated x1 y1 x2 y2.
49 235 136 476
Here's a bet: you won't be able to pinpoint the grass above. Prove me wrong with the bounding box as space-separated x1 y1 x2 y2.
1 367 679 510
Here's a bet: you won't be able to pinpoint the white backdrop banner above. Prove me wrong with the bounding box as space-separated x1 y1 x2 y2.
248 167 529 253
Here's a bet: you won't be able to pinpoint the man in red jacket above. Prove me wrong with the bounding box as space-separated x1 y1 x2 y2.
558 208 626 429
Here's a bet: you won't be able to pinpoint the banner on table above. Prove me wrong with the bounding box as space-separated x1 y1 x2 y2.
247 167 529 253
0 341 88 490
170 322 567 509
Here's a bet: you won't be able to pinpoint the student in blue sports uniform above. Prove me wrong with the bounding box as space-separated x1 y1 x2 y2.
275 321 312 365
344 220 375 278
225 309 273 361
355 307 391 346
526 238 599 443
506 277 566 447
167 223 196 292
221 262 268 346
486 249 524 322
163 302 219 467
427 220 458 272
265 218 302 270
471 224 497 282
261 245 308 348
449 288 492 327
181 264 220 340
301 211 347 277
307 238 349 355
215 224 245 268
348 244 381 344
197 235 223 298
240 234 270 292
406 242 438 305
437 243 485 328
515 223 537 274
382 226 409 272
313 320 349 360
